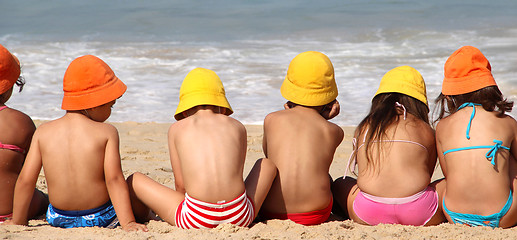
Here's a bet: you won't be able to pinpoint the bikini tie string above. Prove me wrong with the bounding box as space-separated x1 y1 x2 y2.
457 102 481 140
485 140 510 166
395 102 407 120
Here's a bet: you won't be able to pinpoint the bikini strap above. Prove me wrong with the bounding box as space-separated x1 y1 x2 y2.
343 127 429 176
0 106 7 111
457 102 481 140
385 139 428 153
0 141 26 154
443 140 510 166
344 137 358 177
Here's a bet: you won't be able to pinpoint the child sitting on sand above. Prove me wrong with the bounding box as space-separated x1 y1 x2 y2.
5 55 147 231
257 51 344 225
127 67 276 229
435 46 517 228
332 66 446 226
0 44 48 223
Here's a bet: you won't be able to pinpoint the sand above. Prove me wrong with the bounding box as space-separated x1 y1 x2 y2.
1 121 517 239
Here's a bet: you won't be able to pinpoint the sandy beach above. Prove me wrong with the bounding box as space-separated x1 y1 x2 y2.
2 121 517 239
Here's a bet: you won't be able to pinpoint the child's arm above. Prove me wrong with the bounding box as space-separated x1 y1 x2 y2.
103 125 147 232
262 113 275 158
435 123 448 178
426 128 438 176
332 124 345 148
510 118 517 165
168 125 185 193
262 129 268 158
8 132 43 225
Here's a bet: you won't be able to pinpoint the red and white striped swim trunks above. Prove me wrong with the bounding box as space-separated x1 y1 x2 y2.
175 191 255 229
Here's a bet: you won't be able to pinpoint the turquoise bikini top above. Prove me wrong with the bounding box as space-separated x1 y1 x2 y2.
443 102 510 166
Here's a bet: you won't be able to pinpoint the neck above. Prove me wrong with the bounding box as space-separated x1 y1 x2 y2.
65 110 91 119
187 107 219 117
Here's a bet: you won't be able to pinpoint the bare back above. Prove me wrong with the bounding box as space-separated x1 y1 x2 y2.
262 106 344 213
355 114 436 198
0 107 35 214
168 109 247 203
436 106 517 219
34 113 119 210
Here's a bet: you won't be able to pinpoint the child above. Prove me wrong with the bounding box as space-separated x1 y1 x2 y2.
435 46 517 228
126 67 276 229
332 66 446 226
0 44 48 223
5 55 147 231
258 51 344 225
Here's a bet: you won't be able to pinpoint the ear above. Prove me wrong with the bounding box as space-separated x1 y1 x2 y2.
284 102 294 110
323 100 340 120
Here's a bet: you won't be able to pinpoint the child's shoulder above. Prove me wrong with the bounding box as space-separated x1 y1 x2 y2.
8 109 35 128
264 109 292 122
498 113 517 130
38 117 118 135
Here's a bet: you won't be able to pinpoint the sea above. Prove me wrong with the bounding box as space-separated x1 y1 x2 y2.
1 0 516 126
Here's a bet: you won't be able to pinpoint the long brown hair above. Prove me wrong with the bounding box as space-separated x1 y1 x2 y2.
434 86 513 123
351 93 429 174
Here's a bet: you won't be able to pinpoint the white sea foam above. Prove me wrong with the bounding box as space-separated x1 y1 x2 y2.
2 1 516 125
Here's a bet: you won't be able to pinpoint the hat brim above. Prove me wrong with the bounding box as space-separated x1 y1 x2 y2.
280 76 338 106
442 72 496 95
375 88 428 108
174 92 233 120
0 51 21 95
61 77 127 110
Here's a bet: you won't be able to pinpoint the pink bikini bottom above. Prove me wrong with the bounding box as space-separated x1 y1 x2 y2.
353 186 438 226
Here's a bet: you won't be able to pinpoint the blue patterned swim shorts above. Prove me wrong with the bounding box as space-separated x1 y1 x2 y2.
46 201 119 228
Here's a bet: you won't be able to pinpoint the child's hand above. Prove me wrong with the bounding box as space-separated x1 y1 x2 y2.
122 221 148 232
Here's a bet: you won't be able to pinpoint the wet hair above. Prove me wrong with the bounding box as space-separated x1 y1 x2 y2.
350 93 429 175
434 86 513 123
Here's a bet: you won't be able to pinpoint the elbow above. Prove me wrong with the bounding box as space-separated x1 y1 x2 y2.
105 174 126 189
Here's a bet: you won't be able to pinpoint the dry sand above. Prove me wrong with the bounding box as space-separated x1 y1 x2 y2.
1 121 517 239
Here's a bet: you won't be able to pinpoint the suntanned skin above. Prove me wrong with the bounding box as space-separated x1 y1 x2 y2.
260 101 343 216
127 106 276 225
332 107 446 226
4 100 147 231
0 87 48 219
436 105 517 228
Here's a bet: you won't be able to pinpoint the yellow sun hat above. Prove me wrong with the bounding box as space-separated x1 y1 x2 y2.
280 51 338 106
374 66 428 107
174 68 233 120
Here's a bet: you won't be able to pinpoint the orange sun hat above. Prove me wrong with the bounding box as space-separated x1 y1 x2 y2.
442 46 496 95
61 55 127 110
0 44 21 95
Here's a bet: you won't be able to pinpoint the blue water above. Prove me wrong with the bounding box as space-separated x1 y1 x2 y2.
1 0 516 125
